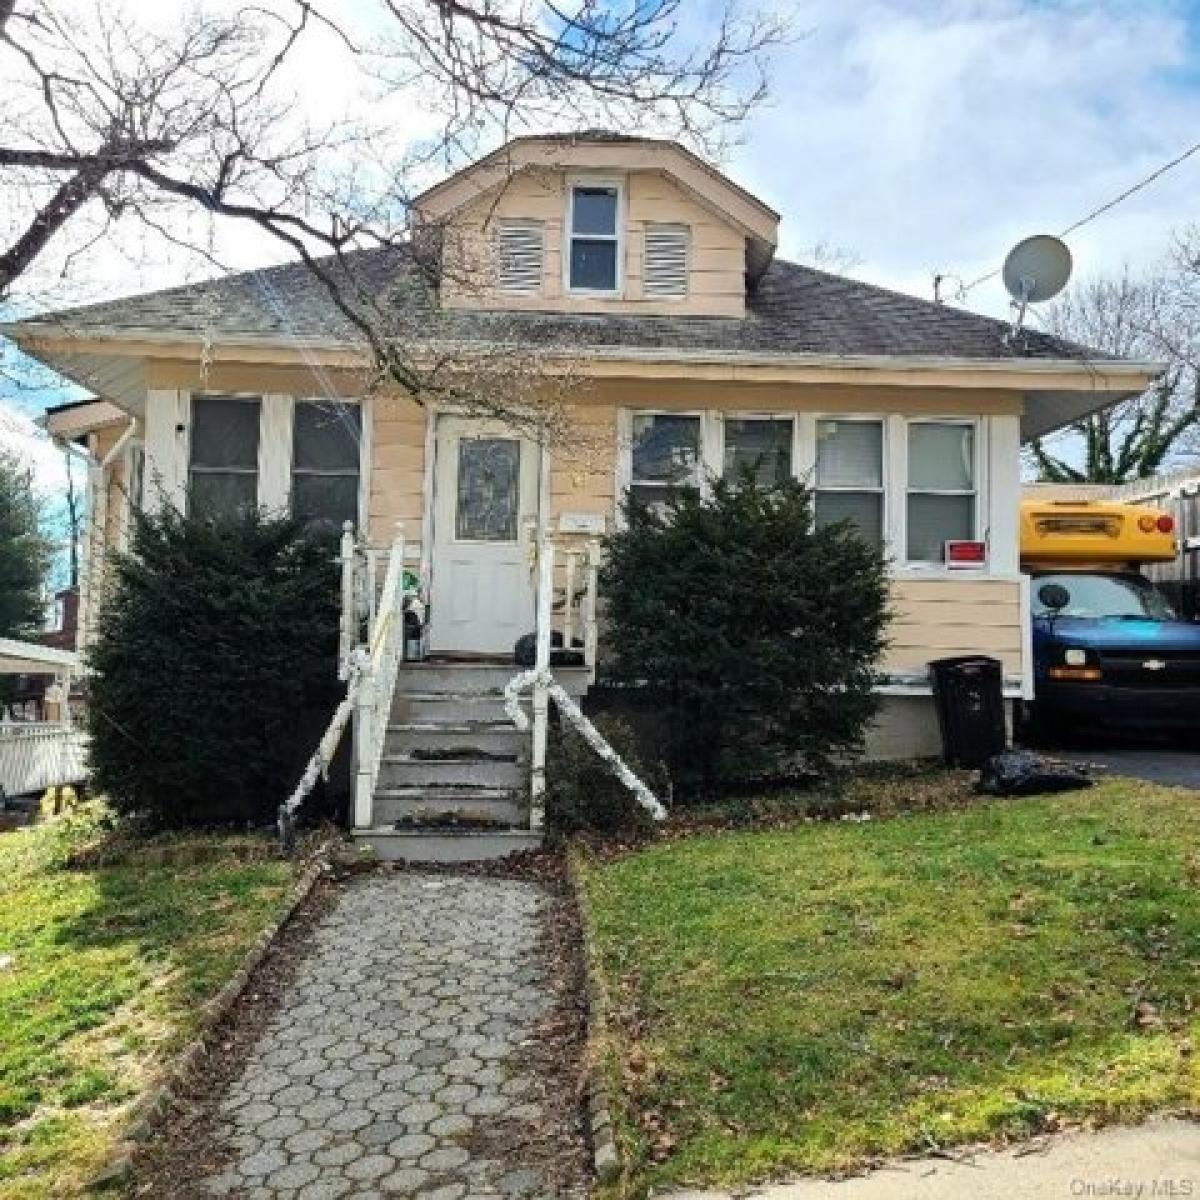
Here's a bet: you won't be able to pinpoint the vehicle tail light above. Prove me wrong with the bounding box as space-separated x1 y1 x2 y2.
1138 515 1156 532
1157 514 1175 533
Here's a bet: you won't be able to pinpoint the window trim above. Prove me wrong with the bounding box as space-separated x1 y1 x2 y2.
564 175 625 297
902 416 982 566
187 392 262 518
812 415 888 553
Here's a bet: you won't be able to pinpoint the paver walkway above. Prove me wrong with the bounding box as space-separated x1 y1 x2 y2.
200 873 582 1199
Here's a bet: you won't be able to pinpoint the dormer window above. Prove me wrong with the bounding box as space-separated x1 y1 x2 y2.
567 180 621 294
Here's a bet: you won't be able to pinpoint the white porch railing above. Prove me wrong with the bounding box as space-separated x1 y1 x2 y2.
554 540 601 678
504 533 665 828
0 724 89 799
279 522 408 851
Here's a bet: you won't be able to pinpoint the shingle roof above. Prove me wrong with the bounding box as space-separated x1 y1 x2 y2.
11 245 1099 363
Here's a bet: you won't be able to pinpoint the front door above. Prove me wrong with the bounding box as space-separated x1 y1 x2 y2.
428 417 540 655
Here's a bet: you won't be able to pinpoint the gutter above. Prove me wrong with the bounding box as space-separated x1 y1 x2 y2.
0 319 1165 382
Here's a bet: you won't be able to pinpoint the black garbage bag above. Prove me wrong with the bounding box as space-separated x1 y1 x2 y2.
513 630 585 668
977 749 1093 797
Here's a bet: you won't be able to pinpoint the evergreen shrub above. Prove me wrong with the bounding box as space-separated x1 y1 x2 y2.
601 475 890 797
87 509 342 827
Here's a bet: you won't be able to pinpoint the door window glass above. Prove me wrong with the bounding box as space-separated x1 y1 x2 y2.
456 438 521 541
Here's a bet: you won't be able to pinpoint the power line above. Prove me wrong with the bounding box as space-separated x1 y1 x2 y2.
953 135 1200 300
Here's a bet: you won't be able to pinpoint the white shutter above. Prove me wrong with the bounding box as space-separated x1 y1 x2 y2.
496 220 544 294
643 223 690 298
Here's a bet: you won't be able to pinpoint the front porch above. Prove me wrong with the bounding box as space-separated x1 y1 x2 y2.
283 519 634 862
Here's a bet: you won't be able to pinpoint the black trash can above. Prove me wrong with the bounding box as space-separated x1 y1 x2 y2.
928 655 1007 768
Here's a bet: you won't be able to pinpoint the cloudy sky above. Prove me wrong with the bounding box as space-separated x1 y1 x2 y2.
3 0 1200 495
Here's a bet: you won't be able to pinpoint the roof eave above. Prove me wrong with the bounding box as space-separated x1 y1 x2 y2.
5 321 1164 374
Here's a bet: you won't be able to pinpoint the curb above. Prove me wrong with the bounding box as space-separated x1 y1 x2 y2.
566 847 622 1185
87 842 336 1192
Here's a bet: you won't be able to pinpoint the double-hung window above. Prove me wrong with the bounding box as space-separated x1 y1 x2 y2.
189 395 261 518
814 419 884 548
906 421 976 562
723 417 794 486
567 181 621 293
291 400 362 530
628 413 702 512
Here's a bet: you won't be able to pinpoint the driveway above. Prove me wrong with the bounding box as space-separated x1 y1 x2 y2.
1031 738 1200 789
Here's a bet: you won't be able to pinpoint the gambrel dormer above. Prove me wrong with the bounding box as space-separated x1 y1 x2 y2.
412 132 779 319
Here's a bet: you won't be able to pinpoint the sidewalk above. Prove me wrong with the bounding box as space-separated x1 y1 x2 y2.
666 1119 1200 1200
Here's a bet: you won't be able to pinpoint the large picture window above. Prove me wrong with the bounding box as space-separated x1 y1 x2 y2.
291 400 361 530
189 395 260 518
906 421 976 562
723 417 793 487
814 420 884 548
567 182 620 293
628 413 702 512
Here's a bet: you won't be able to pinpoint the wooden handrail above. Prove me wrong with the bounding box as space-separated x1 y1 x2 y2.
280 523 407 852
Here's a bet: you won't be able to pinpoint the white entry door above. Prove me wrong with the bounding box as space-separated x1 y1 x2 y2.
428 417 540 655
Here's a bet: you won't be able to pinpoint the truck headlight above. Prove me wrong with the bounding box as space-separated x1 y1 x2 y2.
1064 648 1087 666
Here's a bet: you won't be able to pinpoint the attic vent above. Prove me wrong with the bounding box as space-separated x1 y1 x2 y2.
643 223 690 298
496 220 544 294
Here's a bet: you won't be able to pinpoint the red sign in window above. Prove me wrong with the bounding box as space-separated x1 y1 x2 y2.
945 540 987 568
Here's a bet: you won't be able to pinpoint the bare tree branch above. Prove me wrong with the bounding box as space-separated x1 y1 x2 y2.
1 0 784 443
1029 266 1199 483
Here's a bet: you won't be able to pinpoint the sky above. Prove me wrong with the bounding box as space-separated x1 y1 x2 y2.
3 0 1200 499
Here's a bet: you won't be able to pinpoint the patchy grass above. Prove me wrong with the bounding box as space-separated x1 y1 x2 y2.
0 806 304 1199
577 774 1200 1193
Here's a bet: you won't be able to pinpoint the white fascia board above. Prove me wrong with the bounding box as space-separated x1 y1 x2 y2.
0 321 1165 382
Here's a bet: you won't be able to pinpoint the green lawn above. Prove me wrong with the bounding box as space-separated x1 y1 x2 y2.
0 806 302 1199
577 775 1200 1192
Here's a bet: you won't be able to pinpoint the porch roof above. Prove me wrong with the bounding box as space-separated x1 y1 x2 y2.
0 638 78 675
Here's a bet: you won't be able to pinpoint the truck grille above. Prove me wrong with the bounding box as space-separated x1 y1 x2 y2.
1096 649 1200 689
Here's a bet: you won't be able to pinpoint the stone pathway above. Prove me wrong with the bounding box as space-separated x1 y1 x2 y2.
200 873 583 1199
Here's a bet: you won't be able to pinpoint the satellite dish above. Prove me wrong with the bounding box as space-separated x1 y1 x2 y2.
1002 235 1073 305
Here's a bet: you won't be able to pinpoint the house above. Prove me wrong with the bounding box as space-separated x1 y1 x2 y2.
4 132 1159 856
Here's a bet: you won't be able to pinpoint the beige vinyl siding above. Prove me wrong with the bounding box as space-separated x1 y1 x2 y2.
439 169 746 317
886 578 1022 678
369 393 426 546
92 367 1026 688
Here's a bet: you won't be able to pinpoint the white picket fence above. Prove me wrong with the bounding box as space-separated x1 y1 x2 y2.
0 725 89 799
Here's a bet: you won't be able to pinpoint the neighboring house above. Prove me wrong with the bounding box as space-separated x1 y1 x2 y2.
4 132 1159 854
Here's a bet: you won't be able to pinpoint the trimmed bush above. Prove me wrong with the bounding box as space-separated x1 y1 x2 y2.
86 509 342 827
601 475 890 796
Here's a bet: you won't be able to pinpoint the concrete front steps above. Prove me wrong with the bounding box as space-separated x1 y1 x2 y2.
353 659 590 863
